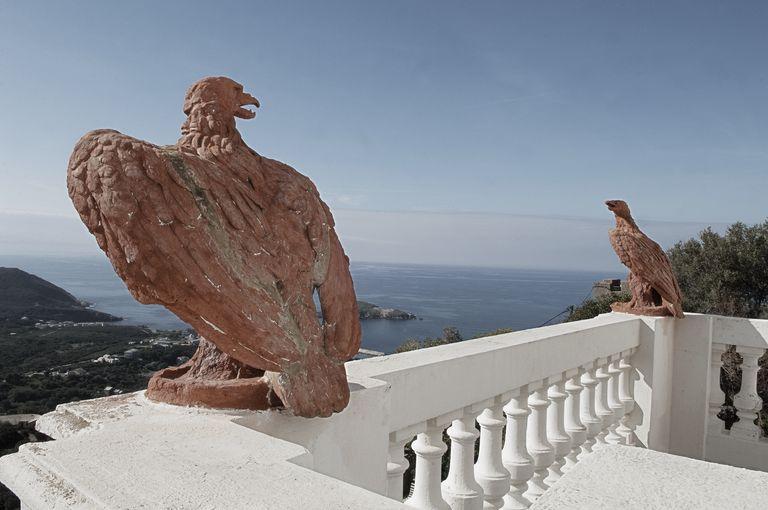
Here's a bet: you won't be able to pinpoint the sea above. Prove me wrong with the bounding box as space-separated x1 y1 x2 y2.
0 255 609 354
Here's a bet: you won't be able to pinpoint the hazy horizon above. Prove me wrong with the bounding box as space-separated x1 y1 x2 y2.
0 208 729 273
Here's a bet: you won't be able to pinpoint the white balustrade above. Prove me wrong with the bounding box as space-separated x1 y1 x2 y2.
593 359 613 447
12 310 768 509
563 368 586 471
616 349 637 445
707 344 727 436
321 316 768 504
442 409 484 510
404 419 451 510
392 352 643 509
579 362 601 456
524 382 555 501
501 387 534 509
731 347 765 440
475 396 511 510
545 376 571 483
387 431 414 500
605 356 626 445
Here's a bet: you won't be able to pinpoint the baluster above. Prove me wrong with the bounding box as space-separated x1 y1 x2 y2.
501 386 534 509
404 419 451 510
579 362 601 458
442 408 484 510
706 344 727 436
475 396 511 510
605 356 625 445
388 430 416 500
616 349 637 445
594 359 613 448
563 368 586 471
545 376 570 484
731 347 765 440
524 381 555 501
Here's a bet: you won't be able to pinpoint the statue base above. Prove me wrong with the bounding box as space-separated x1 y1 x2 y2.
146 337 282 410
610 301 674 317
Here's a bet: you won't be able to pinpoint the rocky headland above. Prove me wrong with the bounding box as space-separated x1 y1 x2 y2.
0 268 121 323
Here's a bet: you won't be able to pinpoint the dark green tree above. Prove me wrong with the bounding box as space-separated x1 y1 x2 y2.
668 221 768 318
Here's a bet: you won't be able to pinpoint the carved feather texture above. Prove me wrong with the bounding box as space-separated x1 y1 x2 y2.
609 225 684 318
67 78 361 417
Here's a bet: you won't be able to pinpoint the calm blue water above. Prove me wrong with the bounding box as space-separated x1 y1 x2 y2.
0 255 609 353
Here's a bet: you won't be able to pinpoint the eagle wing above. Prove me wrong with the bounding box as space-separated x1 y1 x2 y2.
612 227 683 315
67 130 302 372
67 129 199 305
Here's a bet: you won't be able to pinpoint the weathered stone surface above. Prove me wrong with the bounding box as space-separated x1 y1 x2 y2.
67 76 361 417
531 445 768 510
605 200 684 318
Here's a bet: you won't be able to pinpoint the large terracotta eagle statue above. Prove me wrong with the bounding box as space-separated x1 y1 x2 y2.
67 77 361 417
605 200 684 318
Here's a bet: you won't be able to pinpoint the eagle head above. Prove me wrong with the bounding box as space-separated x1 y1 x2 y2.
605 199 632 220
182 76 260 121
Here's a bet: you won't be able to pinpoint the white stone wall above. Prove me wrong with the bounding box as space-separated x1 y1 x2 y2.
1 312 766 509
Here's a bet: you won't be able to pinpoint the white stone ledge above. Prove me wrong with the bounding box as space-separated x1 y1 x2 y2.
348 313 644 432
705 432 768 472
711 315 768 350
1 390 403 509
531 445 768 510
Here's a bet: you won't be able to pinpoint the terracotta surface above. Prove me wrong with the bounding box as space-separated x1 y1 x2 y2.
605 200 684 318
67 77 361 417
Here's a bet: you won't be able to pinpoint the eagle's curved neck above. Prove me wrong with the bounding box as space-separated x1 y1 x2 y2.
178 102 243 152
615 215 638 230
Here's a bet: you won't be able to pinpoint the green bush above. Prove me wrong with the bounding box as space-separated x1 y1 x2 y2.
564 292 631 323
471 327 514 338
394 327 463 353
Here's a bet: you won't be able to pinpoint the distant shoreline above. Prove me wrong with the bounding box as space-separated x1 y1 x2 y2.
0 255 607 353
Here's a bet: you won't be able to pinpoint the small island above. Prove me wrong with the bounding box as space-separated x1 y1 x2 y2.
357 301 416 320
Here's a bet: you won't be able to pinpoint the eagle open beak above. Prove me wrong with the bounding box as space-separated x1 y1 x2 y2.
235 93 260 119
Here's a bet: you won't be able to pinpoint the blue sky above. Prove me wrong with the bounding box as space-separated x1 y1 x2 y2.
0 1 766 269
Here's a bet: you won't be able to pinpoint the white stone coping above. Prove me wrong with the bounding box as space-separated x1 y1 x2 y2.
34 391 253 440
0 392 403 510
711 315 768 350
531 445 768 510
347 312 644 432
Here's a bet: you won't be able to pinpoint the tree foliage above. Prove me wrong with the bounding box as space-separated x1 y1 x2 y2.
393 326 515 353
394 327 464 353
668 221 768 318
564 292 631 323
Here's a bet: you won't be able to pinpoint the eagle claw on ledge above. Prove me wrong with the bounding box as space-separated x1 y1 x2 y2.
67 77 361 418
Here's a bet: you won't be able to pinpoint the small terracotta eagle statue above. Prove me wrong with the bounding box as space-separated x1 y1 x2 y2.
605 200 684 318
67 77 361 417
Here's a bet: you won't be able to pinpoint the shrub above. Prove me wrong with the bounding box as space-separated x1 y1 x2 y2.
564 292 631 322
